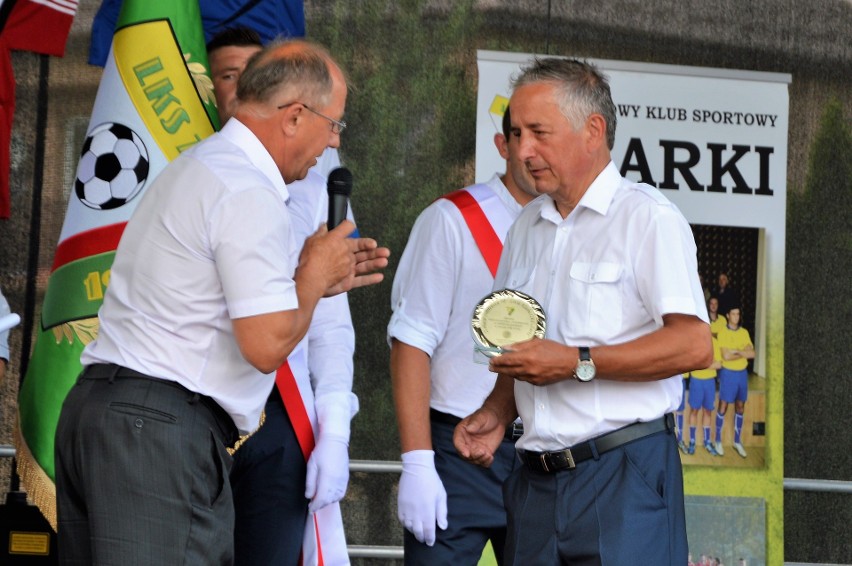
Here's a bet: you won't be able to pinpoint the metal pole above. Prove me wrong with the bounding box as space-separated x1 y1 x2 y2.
783 478 852 494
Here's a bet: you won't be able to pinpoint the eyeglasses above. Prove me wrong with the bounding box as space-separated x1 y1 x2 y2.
277 101 347 135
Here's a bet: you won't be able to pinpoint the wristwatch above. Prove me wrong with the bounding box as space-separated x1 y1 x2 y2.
574 346 596 382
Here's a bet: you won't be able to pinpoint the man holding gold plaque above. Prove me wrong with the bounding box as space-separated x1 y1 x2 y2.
454 58 713 565
388 108 537 563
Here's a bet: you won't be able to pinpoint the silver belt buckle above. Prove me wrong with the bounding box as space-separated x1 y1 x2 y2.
563 448 576 470
539 453 550 472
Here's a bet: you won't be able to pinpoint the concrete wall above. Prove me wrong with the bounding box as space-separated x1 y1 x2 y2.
1 1 849 563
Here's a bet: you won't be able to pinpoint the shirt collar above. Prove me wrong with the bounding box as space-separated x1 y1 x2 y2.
534 160 620 224
486 173 525 216
577 160 620 216
219 118 289 202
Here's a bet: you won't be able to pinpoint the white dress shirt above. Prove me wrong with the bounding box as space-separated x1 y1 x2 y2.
82 118 298 433
388 174 523 418
287 169 358 420
495 162 709 450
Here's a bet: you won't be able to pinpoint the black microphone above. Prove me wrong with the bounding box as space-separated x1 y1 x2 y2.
327 167 352 230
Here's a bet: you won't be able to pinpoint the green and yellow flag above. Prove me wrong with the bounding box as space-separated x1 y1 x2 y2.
16 0 219 529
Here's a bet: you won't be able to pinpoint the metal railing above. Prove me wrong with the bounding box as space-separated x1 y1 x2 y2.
7 449 851 494
349 459 402 474
347 545 404 560
783 478 852 494
347 459 405 558
3 449 849 563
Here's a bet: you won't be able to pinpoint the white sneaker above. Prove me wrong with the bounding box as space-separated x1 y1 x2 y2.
733 442 747 458
715 441 724 456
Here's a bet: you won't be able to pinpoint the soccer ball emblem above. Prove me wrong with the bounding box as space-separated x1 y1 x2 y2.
75 122 150 210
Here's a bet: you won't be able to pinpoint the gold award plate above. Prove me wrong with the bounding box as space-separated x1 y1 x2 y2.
471 289 546 357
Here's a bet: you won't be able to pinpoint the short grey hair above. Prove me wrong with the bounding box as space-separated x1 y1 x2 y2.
236 39 338 108
512 57 617 149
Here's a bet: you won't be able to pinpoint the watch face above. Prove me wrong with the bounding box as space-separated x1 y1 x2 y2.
576 362 596 382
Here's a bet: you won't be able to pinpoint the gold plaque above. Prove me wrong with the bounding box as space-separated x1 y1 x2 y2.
471 289 546 357
9 531 50 555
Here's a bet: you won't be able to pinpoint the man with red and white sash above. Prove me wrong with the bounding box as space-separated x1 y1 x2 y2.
388 108 538 564
206 29 357 564
229 168 357 566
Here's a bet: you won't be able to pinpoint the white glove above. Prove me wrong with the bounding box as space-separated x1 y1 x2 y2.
305 395 354 513
398 450 448 546
305 432 350 513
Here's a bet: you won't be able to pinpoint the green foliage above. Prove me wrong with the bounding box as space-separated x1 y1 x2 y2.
785 98 852 477
309 0 480 457
787 99 852 330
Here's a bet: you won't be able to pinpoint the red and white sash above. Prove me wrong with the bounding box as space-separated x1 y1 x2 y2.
276 347 349 566
441 183 515 277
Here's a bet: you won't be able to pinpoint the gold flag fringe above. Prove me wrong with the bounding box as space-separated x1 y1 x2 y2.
14 416 58 532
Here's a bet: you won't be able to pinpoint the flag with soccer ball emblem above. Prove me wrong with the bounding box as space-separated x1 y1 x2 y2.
16 0 218 529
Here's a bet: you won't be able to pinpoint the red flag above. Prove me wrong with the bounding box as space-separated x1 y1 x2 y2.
0 0 78 218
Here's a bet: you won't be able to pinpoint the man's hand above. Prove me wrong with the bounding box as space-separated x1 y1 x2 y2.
300 221 390 296
327 233 390 295
452 407 506 468
488 338 574 386
397 450 448 546
306 394 355 512
305 433 350 513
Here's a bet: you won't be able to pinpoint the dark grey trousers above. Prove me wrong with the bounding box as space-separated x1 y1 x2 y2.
55 364 238 565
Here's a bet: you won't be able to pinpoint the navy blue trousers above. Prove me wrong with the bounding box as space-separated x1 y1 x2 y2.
404 418 521 566
503 426 687 565
230 391 308 566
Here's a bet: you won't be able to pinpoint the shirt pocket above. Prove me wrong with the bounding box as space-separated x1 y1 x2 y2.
566 261 623 340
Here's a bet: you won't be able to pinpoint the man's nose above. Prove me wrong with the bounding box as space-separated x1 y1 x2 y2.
517 133 535 162
328 130 341 149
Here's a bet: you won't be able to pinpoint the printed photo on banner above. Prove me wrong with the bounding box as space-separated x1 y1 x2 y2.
682 224 765 469
685 495 766 566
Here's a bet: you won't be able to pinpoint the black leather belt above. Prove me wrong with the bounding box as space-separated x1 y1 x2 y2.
82 363 239 446
520 414 673 473
429 408 523 442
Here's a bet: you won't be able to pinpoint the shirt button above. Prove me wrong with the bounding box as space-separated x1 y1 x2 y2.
134 418 144 428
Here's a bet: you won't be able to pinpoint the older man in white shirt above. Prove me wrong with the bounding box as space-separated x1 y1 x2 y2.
54 40 388 564
454 57 712 565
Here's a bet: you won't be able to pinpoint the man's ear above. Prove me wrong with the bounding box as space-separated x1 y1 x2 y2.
494 132 509 160
280 104 303 137
585 114 607 150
